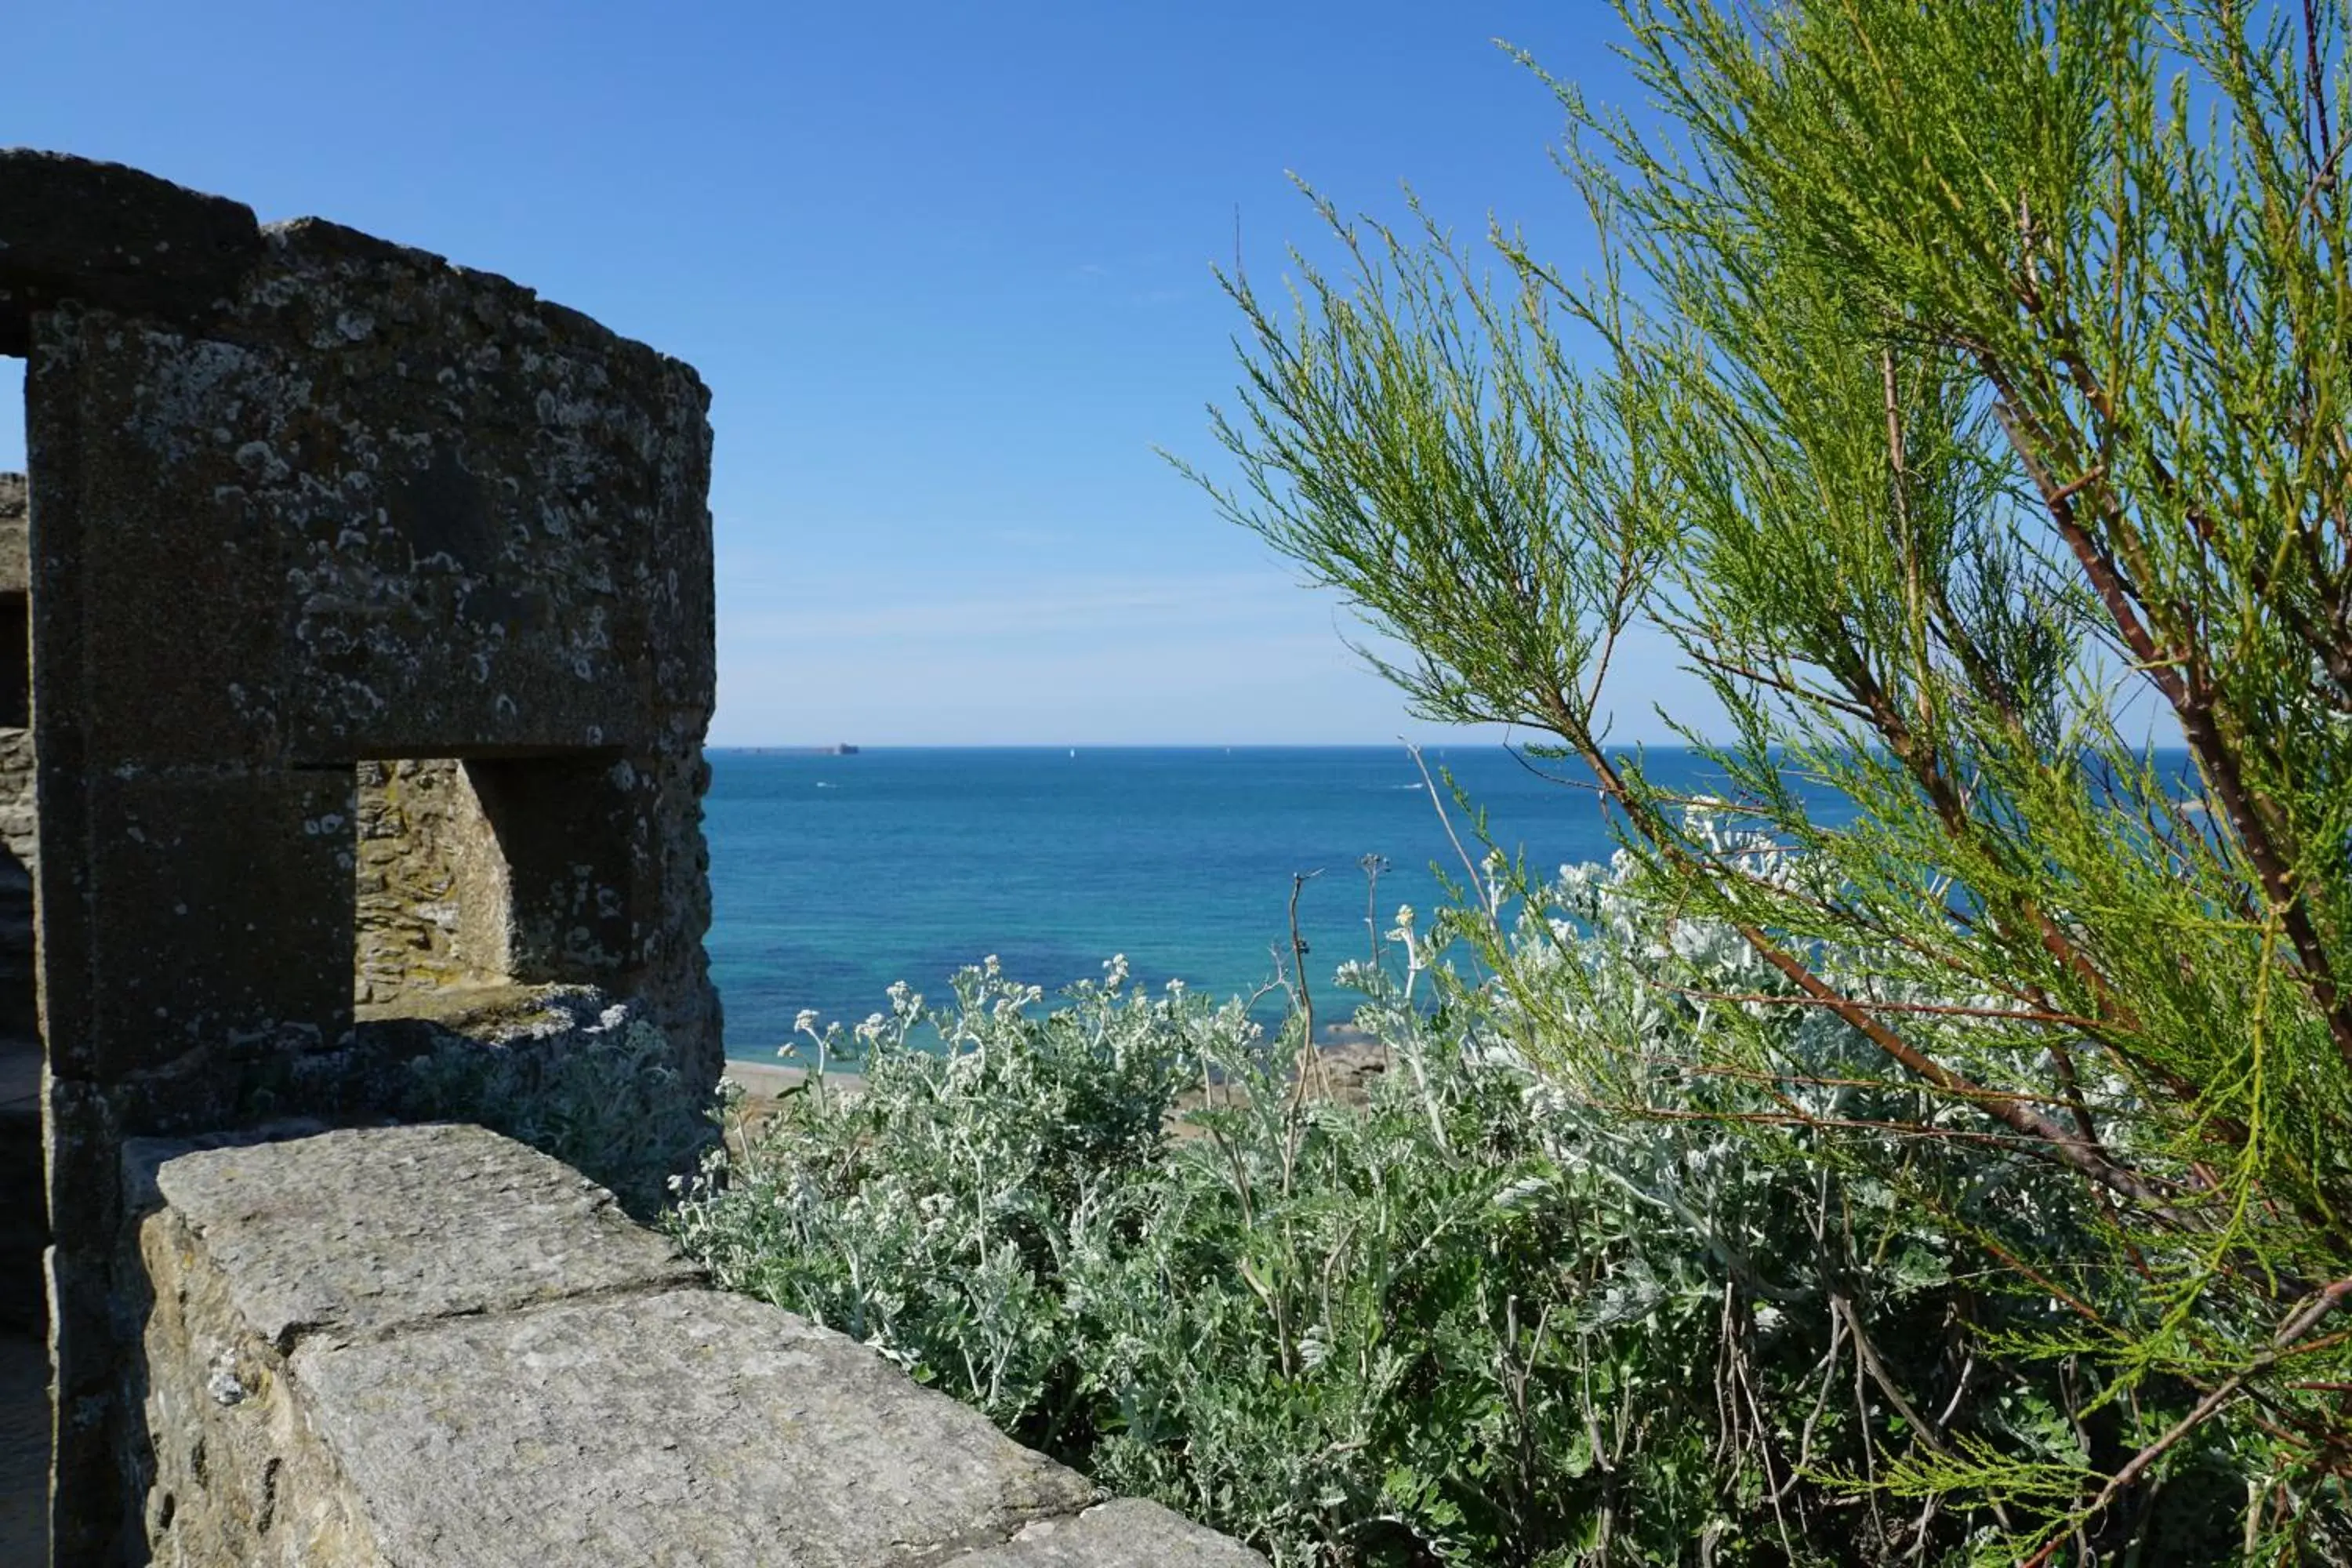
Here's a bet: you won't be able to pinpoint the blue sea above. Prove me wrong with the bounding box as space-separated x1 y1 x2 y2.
704 744 1722 1062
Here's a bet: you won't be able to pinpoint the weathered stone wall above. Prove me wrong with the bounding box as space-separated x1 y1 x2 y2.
0 731 31 886
0 474 37 1345
0 472 32 884
0 471 27 757
0 474 33 1014
353 760 512 1010
20 209 724 1082
1 150 725 1559
132 1124 1262 1567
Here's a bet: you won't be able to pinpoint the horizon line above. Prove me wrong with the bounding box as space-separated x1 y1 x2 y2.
705 739 2198 753
706 740 1548 750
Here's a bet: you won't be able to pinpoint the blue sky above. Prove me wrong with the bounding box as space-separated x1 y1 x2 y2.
2 1 1725 744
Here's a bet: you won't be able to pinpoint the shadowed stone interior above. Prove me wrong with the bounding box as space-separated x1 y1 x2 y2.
354 760 514 1008
0 467 42 1565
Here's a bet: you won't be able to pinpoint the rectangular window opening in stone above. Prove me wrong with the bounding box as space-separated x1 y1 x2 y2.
354 759 519 1018
354 754 643 1024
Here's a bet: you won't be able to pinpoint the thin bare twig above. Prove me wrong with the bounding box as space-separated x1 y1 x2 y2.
1406 741 1493 910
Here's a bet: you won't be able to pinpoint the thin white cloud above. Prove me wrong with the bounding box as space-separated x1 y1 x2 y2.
721 571 1310 645
713 624 1403 746
710 555 1732 745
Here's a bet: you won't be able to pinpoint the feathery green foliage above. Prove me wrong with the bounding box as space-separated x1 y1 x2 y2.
1188 0 2352 1556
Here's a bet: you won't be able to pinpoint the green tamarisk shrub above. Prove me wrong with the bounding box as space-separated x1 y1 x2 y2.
1184 0 2352 1556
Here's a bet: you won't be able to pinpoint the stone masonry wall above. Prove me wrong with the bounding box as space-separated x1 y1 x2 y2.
352 760 511 1011
0 475 36 1342
0 474 28 877
2 151 726 1559
131 1123 1263 1567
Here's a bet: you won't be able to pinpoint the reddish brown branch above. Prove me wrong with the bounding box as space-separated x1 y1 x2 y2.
1544 692 2173 1207
2059 1278 2352 1550
1992 385 2352 1071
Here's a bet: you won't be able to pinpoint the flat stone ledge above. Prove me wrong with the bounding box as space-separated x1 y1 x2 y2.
140 1120 698 1348
300 1286 1094 1566
946 1500 1269 1567
140 1123 1263 1566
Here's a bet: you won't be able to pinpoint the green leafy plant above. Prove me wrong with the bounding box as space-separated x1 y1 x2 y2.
671 866 2272 1563
1185 0 2352 1555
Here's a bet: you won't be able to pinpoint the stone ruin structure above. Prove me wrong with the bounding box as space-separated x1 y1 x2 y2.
2 149 723 1559
0 151 1258 1567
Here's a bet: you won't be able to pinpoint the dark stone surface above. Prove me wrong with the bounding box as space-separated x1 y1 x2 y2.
24 302 711 767
74 768 357 1090
0 1098 39 1338
0 1330 45 1566
0 150 261 355
9 151 724 1559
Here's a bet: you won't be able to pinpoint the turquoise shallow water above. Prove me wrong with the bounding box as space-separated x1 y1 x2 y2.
700 744 2202 1062
704 744 1702 1062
